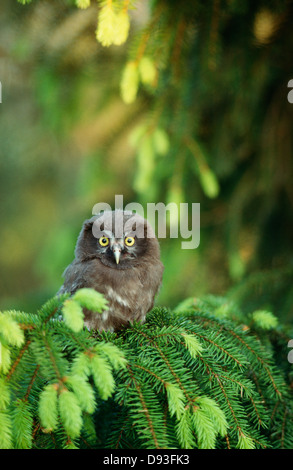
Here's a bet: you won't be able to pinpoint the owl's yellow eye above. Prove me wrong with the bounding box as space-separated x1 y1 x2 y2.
125 236 135 247
99 237 109 247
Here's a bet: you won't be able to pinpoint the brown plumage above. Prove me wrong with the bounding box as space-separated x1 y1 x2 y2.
58 210 164 332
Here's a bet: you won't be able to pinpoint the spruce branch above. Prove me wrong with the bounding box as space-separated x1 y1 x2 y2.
1 291 292 449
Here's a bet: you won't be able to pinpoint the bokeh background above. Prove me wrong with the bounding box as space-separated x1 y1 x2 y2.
0 0 292 322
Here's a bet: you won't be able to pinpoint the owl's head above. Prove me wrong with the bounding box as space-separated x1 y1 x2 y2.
75 210 161 269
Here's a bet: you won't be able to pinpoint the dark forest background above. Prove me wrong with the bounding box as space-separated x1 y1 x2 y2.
0 0 292 322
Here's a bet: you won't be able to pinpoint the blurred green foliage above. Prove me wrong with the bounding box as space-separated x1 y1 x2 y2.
0 0 292 321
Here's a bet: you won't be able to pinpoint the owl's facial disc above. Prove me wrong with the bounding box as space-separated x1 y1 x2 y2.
94 220 144 268
97 233 137 267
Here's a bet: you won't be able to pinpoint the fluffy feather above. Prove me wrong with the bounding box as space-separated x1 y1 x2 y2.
58 210 164 331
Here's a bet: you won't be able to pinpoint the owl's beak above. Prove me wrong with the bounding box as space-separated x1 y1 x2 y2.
112 245 121 264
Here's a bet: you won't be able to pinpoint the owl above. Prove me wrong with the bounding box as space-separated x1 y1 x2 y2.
58 210 164 332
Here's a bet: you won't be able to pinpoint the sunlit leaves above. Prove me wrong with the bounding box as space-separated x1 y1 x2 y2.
129 123 170 196
120 61 140 104
0 313 25 349
120 57 157 104
38 384 59 431
76 0 91 9
165 382 185 420
182 333 203 358
11 400 33 449
114 10 131 46
59 389 83 439
0 411 13 449
72 287 108 313
96 1 130 47
252 310 278 330
237 432 256 449
0 313 25 374
66 374 96 413
62 288 108 332
62 299 84 333
138 57 157 86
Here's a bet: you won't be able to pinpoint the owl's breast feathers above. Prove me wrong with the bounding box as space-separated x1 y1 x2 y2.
58 256 164 332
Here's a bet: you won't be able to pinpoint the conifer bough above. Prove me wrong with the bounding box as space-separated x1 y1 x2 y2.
0 289 292 449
